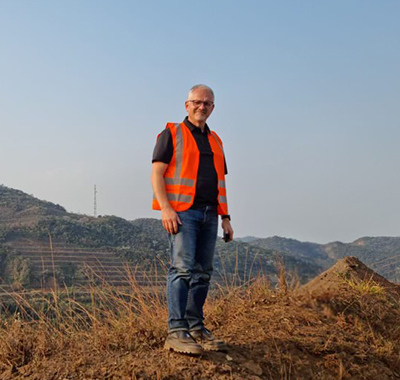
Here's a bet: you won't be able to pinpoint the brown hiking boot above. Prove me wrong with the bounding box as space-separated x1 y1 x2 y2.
164 330 203 355
189 327 228 352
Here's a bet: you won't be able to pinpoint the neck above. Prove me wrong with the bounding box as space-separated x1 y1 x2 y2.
188 116 206 131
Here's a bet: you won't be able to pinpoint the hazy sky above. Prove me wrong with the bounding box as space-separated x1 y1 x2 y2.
1 1 399 243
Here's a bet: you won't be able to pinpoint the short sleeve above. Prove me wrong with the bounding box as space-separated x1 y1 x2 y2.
152 128 173 164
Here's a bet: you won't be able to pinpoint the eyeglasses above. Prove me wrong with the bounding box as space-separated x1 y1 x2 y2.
186 100 214 108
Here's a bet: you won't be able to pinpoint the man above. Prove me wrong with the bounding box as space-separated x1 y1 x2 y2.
151 84 234 355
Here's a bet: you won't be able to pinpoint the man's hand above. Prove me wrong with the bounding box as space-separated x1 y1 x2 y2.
221 218 234 242
161 206 182 235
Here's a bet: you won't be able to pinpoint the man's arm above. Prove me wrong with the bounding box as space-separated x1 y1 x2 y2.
151 162 182 234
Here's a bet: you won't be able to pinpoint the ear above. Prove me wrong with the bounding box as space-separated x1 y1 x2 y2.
185 101 190 112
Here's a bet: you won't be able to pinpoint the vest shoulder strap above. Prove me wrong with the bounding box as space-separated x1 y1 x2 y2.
210 130 223 145
165 122 179 130
210 131 224 153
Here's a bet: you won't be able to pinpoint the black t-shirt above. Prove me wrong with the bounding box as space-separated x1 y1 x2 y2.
152 117 227 209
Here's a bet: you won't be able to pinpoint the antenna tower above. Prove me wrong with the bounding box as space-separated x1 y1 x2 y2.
94 185 97 217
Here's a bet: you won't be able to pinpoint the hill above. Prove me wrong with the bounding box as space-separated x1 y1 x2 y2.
250 235 400 282
0 185 321 289
250 236 334 269
0 256 399 379
323 237 400 281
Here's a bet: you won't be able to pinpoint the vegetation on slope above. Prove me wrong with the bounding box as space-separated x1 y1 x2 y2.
0 186 323 288
0 185 65 221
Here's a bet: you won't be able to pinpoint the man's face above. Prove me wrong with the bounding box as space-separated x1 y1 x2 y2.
185 88 215 125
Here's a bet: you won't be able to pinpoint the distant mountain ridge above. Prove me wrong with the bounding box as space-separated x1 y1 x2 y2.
236 236 259 243
0 185 321 289
251 236 329 263
1 184 399 286
248 235 400 282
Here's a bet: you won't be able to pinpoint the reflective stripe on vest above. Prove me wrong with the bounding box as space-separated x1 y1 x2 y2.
164 123 196 188
167 193 193 203
153 192 193 203
219 195 227 204
174 123 183 179
164 177 195 187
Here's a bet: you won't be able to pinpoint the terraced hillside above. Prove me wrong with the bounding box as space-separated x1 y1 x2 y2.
5 240 163 289
0 185 163 289
0 185 325 288
0 185 323 289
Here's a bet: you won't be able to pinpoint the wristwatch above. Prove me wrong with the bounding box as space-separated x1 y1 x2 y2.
221 215 231 221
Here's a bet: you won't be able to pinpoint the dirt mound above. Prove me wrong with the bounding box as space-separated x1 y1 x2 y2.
300 256 400 298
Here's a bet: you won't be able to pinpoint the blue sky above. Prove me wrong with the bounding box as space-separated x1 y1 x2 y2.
1 1 399 243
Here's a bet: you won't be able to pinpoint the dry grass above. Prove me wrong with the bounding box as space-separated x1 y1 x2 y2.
0 260 400 379
0 268 167 375
344 275 385 295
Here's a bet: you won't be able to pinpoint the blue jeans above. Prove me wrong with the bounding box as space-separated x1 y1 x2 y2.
167 206 218 332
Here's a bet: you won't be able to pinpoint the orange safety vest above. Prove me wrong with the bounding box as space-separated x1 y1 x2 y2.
152 122 228 215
